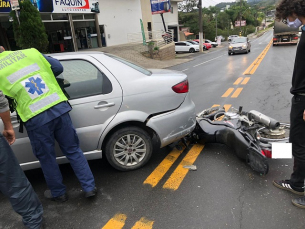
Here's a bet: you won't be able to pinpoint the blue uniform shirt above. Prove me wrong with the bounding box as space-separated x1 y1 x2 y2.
24 55 71 131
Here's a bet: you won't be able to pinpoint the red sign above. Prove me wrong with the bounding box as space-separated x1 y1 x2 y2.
9 0 19 10
235 20 246 27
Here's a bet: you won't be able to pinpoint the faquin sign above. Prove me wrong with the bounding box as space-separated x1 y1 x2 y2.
0 0 99 13
53 0 99 13
150 0 171 15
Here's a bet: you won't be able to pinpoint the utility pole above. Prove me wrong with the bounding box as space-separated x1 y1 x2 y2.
215 13 218 40
239 0 242 36
198 0 203 52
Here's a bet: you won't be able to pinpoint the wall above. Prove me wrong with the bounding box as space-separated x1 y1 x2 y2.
98 0 142 46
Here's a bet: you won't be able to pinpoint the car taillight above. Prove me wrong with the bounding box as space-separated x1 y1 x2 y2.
172 80 189 93
273 38 278 41
293 36 299 40
262 149 272 158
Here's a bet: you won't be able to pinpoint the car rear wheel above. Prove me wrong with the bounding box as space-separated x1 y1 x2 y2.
105 126 153 171
189 48 195 53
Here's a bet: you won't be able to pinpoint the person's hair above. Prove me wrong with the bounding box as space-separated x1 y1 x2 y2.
0 46 4 53
276 0 305 20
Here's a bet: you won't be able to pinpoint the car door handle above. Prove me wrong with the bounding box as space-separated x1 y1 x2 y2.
94 102 115 109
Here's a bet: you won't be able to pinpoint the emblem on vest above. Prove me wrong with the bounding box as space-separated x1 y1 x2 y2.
21 75 49 99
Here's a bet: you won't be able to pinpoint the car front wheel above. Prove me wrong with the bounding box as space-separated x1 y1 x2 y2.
105 126 153 171
189 48 195 53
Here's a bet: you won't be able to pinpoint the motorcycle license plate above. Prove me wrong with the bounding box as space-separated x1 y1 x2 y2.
271 143 292 159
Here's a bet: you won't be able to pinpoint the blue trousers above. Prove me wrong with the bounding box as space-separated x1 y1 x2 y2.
0 134 43 229
27 113 95 197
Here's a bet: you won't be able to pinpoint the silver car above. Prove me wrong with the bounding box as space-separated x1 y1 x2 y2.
3 52 196 171
228 36 251 55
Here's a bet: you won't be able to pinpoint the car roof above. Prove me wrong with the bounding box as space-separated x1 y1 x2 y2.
48 51 104 57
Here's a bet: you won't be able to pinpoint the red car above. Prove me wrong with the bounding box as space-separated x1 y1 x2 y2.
193 39 212 50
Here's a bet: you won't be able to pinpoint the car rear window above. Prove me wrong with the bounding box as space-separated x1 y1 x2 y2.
104 53 152 76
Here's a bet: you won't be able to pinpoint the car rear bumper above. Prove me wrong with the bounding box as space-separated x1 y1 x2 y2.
146 93 196 148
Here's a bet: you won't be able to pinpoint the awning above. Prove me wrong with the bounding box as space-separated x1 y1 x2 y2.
184 32 194 37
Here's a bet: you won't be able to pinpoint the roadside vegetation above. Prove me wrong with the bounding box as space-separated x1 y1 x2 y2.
178 0 276 41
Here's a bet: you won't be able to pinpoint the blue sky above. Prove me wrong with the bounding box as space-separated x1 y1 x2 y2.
202 0 236 8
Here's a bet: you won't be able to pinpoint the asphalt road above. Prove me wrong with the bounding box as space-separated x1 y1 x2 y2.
1 31 304 229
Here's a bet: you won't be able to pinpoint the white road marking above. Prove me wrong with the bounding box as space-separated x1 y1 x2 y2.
181 69 189 72
193 55 224 67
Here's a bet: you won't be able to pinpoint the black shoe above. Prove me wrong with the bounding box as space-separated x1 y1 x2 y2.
273 180 304 196
84 187 97 198
292 196 305 209
44 190 68 202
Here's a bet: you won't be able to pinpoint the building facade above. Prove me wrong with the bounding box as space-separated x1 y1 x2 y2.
0 0 181 52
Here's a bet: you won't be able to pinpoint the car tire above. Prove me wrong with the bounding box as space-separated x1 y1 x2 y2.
228 52 231 55
189 48 195 53
105 126 153 171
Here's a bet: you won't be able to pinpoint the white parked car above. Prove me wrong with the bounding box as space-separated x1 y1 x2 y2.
175 41 199 53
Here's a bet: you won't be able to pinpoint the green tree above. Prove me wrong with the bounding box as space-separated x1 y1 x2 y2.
178 0 198 12
10 0 48 52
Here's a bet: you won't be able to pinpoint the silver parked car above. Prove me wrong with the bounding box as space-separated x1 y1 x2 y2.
228 36 251 55
3 52 196 171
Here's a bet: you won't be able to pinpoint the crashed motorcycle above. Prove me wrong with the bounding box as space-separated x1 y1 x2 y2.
191 106 290 175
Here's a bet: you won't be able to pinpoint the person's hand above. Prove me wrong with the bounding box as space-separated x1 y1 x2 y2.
3 129 15 145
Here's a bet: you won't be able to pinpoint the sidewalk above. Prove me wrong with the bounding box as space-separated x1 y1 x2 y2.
87 43 195 69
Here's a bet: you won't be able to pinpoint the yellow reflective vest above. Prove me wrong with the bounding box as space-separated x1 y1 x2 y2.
0 48 67 122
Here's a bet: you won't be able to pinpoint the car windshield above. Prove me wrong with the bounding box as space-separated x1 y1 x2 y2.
231 37 247 43
105 53 152 76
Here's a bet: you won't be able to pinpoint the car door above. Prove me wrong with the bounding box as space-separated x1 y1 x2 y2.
53 54 123 155
1 54 123 166
176 42 184 52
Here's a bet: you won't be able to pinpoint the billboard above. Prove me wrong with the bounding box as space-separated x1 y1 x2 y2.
235 20 246 27
151 0 171 15
0 0 100 13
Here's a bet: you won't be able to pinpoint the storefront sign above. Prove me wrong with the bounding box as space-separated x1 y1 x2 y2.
0 0 100 13
9 0 19 10
53 0 99 13
0 0 11 12
150 0 171 15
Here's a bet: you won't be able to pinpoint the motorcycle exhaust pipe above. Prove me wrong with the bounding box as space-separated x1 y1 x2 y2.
248 110 280 129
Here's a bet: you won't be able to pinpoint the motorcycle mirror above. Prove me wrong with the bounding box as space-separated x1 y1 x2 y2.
239 106 243 114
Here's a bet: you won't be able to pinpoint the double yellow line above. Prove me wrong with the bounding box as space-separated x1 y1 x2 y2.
102 214 154 229
222 39 273 98
143 104 232 191
243 39 273 75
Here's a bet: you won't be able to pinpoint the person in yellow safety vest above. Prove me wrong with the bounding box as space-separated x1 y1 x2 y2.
0 47 97 203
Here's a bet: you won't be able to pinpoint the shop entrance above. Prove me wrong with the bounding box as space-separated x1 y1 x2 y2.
76 28 88 49
44 22 74 53
74 21 98 49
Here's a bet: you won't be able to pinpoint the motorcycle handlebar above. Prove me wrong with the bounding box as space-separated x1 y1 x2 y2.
248 110 280 129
